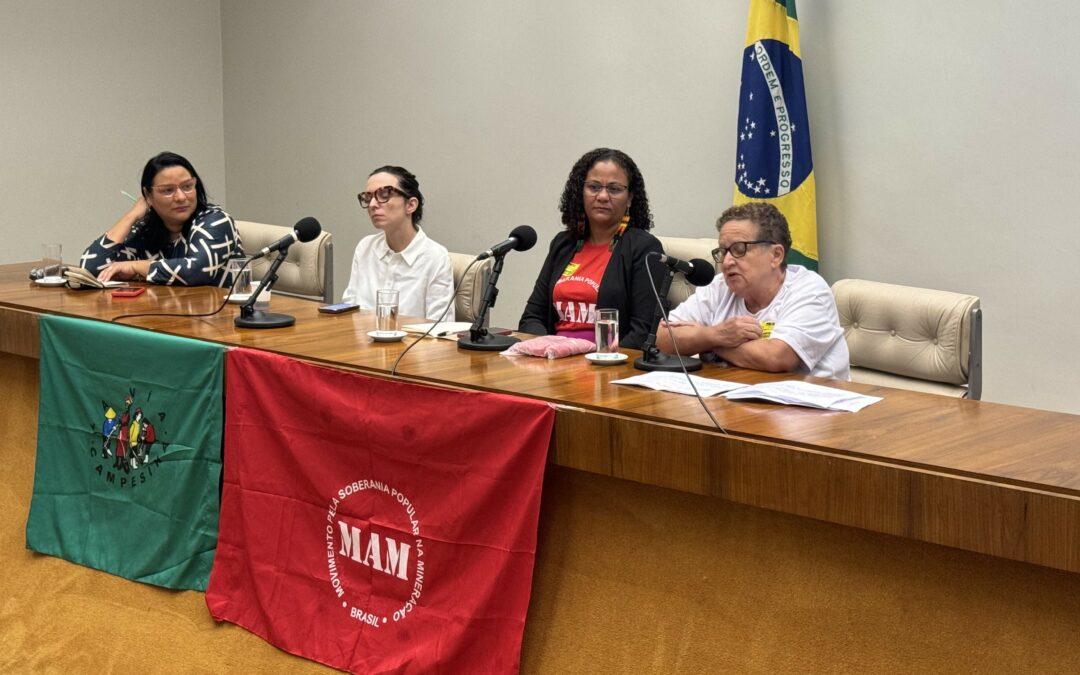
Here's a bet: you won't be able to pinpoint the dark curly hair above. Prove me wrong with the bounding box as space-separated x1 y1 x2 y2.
138 151 210 252
559 148 653 237
716 202 792 270
370 165 424 228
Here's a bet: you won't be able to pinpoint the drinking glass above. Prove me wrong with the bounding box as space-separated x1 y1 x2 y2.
41 243 63 280
226 258 253 297
376 289 399 335
594 308 620 359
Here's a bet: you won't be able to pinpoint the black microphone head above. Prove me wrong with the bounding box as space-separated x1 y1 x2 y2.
510 225 537 252
293 217 322 243
686 258 716 287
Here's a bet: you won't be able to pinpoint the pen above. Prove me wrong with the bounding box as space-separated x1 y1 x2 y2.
121 190 138 203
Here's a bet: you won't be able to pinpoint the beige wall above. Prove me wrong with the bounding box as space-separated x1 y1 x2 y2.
804 3 1080 412
3 1 1077 413
0 0 226 266
220 1 1080 413
219 0 744 337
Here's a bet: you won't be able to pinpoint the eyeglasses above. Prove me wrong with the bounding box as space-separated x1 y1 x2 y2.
150 179 197 198
712 240 775 262
358 185 407 208
584 181 629 198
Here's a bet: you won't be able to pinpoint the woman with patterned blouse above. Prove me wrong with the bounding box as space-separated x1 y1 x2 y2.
81 151 243 286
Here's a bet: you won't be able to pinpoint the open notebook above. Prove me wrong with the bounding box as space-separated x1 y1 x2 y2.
63 266 126 289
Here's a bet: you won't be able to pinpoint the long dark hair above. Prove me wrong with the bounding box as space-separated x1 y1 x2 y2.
369 165 424 228
558 148 654 237
139 152 209 251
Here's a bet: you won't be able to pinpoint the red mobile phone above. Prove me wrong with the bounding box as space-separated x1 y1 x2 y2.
111 286 146 298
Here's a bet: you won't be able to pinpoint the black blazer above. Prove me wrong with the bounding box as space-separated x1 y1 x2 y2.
518 228 665 350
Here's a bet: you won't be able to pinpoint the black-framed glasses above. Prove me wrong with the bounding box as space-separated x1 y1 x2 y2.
711 240 775 262
583 181 628 198
358 185 407 208
150 178 197 198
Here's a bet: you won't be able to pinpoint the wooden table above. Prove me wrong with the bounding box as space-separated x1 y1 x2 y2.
5 261 1080 672
5 263 1079 573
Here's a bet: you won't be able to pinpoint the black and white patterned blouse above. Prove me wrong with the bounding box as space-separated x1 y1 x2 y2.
80 205 244 287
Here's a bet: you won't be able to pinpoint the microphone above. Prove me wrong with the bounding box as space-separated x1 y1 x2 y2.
658 254 716 287
251 217 322 260
477 225 537 260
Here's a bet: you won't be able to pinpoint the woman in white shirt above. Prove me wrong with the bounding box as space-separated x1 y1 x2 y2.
342 166 455 321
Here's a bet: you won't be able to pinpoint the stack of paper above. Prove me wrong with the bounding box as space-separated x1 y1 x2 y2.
610 372 745 397
611 372 882 412
721 380 881 412
401 321 474 338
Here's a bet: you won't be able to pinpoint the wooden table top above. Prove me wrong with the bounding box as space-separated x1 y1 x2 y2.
5 262 1079 500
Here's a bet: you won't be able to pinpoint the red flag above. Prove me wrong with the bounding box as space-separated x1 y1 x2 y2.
206 348 555 673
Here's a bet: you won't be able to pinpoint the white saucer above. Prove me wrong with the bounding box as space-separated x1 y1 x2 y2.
35 276 67 287
367 330 407 343
585 352 628 365
226 292 252 304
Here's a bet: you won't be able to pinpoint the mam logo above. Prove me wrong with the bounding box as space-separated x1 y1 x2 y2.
89 387 170 489
325 479 425 629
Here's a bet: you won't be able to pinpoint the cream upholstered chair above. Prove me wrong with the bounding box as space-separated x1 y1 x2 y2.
235 220 334 303
447 253 494 323
832 279 983 399
655 236 717 310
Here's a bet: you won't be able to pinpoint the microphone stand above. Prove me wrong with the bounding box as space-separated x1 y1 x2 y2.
458 253 520 351
634 265 703 372
235 249 296 329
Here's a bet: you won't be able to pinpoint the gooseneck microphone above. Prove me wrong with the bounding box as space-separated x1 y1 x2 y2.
658 254 716 287
477 225 538 260
251 217 322 260
236 216 322 329
459 225 537 351
634 251 714 373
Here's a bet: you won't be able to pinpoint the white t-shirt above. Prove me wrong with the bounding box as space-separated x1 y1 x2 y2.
669 265 850 380
341 227 456 321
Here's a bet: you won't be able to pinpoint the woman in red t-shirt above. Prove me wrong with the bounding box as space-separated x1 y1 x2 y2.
519 148 664 349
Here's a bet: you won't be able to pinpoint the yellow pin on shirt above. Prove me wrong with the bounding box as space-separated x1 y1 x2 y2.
562 262 580 277
760 321 774 339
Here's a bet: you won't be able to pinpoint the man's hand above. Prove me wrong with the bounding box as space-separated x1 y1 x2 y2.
656 316 762 355
709 316 763 347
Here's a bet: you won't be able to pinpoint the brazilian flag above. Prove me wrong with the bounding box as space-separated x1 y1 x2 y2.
25 315 223 590
733 0 818 270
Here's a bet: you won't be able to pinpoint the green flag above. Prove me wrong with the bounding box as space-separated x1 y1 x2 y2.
26 315 223 590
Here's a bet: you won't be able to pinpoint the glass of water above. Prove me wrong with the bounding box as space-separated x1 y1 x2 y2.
594 308 619 359
376 289 399 335
41 242 63 280
226 258 253 297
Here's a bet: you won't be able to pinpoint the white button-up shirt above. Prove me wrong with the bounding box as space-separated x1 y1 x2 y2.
342 227 456 321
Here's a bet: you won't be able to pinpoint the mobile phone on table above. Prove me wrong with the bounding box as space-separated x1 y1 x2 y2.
111 286 146 298
318 303 360 314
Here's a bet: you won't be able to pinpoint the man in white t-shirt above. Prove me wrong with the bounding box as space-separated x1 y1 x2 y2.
657 203 849 380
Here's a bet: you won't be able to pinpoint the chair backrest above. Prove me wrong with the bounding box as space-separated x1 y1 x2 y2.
448 252 494 323
235 220 334 303
654 235 717 310
831 278 982 399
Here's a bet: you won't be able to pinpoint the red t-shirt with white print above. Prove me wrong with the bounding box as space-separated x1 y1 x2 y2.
552 242 612 338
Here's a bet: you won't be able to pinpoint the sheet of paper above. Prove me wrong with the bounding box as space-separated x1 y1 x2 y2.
401 321 474 337
722 380 882 412
610 373 882 412
610 371 746 397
